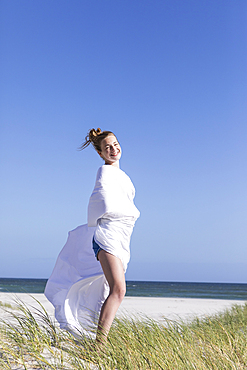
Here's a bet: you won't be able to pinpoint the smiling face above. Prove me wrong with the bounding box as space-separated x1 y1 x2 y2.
98 134 121 167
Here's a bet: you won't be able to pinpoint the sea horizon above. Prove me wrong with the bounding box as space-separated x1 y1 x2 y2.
0 277 247 300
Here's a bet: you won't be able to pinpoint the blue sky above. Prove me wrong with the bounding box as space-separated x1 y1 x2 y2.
1 0 246 283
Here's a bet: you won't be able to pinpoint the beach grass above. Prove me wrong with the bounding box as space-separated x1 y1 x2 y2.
0 301 15 310
0 298 247 369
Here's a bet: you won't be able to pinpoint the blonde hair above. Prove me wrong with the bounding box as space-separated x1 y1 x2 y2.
79 128 117 152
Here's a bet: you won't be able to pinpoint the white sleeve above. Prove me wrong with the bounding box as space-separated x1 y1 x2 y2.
87 167 114 227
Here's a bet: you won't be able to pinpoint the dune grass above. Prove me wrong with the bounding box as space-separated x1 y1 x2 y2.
0 298 247 369
0 301 15 310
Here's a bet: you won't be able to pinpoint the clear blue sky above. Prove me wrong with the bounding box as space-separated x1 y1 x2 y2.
1 0 246 283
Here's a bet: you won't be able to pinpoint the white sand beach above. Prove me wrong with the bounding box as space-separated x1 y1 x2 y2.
0 293 246 370
0 292 245 323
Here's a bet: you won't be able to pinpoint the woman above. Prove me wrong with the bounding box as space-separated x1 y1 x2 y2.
45 128 140 344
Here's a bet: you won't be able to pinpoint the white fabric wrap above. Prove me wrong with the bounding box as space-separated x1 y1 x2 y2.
44 165 139 338
88 165 140 271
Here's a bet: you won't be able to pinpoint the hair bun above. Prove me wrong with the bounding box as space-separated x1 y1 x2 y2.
89 128 101 139
79 128 116 152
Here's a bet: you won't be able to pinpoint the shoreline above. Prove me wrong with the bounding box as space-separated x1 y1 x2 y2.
0 292 246 323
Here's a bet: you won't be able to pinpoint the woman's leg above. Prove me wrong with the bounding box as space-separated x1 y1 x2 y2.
97 250 126 343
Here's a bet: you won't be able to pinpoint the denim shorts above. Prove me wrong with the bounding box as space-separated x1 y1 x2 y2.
92 238 103 260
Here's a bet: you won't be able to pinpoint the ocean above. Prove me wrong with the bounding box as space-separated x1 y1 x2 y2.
0 278 247 300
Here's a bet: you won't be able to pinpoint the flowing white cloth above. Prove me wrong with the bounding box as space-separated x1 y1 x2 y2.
45 165 139 337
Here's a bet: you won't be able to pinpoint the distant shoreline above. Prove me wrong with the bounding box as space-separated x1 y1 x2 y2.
1 278 247 300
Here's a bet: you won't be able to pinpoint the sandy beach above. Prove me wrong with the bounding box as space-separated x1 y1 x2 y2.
1 293 246 369
0 292 245 323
